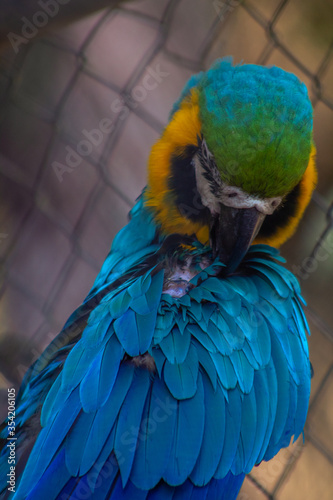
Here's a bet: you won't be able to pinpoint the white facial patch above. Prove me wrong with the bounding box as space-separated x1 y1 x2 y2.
192 153 221 215
193 142 282 216
219 185 282 215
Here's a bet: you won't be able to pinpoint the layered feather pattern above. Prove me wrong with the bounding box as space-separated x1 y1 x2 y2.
0 54 317 500
0 195 311 500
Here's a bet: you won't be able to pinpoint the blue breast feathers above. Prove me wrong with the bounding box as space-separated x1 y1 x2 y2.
7 232 311 499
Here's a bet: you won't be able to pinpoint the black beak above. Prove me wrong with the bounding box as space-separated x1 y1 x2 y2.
210 205 265 274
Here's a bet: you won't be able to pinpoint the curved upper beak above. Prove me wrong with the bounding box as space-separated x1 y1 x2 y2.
210 205 265 274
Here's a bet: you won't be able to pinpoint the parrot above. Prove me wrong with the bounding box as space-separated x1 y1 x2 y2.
0 58 317 500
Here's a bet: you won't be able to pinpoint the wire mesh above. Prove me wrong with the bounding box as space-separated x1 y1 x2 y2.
0 0 333 498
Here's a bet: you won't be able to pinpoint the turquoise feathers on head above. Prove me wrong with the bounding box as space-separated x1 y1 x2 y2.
171 58 313 197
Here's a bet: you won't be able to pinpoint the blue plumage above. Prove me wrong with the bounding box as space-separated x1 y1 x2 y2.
0 59 313 500
0 199 311 499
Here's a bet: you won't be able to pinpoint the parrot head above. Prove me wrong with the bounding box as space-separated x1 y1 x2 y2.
144 59 317 273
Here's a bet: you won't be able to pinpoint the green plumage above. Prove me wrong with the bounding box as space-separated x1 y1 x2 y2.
173 58 313 197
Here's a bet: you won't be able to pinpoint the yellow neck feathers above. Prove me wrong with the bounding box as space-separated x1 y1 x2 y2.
144 91 317 250
144 90 210 244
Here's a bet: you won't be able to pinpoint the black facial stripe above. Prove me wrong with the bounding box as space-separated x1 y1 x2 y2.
197 143 221 195
257 182 301 238
168 145 211 225
202 165 216 192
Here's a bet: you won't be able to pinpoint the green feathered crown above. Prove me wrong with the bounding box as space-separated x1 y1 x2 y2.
171 58 313 197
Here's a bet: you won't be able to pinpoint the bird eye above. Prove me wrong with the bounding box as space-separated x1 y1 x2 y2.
270 199 280 209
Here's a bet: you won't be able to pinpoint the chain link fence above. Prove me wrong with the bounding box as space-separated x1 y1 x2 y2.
0 0 332 498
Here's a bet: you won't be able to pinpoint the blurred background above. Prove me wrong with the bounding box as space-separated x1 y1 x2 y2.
0 0 332 498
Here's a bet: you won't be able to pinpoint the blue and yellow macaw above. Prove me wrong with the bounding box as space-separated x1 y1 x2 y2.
0 59 317 500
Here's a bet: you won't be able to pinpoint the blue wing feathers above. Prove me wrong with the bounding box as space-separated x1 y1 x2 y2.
79 350 106 413
200 302 216 326
187 323 217 352
207 317 234 355
82 363 134 471
192 340 217 390
241 339 260 370
136 310 160 352
237 388 257 473
15 387 81 498
61 339 103 393
200 277 233 300
109 290 132 319
163 373 205 486
80 334 124 412
175 311 188 334
229 350 254 394
155 309 176 343
87 429 118 492
114 309 140 356
246 259 292 298
4 239 311 500
24 449 70 500
131 377 176 490
108 475 148 500
163 344 199 400
150 347 166 377
148 482 176 500
159 327 191 364
40 373 63 427
249 316 271 366
114 271 164 356
210 352 238 390
265 335 291 454
65 410 96 476
187 300 202 321
114 369 151 486
216 389 242 478
219 294 242 317
249 369 271 467
190 373 225 485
